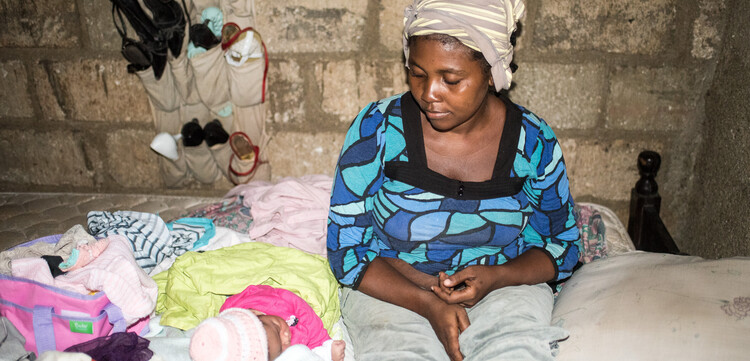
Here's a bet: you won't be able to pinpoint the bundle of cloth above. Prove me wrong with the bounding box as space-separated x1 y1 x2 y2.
0 175 344 361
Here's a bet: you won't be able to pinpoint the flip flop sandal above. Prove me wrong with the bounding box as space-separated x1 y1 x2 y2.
221 22 242 51
224 28 263 67
229 132 261 181
229 132 258 161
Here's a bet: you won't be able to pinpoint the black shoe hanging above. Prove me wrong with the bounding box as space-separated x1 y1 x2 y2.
190 19 221 50
203 119 229 147
181 119 205 147
112 6 153 73
109 0 173 79
179 0 220 50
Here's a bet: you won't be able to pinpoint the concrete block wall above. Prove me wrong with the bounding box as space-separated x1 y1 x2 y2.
0 0 736 255
687 0 750 259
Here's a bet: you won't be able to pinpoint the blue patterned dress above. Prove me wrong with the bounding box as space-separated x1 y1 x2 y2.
327 92 580 288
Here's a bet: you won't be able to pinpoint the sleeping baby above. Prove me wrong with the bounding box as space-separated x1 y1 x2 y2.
189 284 345 361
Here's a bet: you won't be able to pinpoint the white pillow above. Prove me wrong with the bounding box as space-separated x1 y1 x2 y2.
553 251 750 361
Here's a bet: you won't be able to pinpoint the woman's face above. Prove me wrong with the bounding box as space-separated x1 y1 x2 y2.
407 37 493 132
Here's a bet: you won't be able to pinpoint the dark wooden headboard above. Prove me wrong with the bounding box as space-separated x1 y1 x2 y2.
627 151 680 254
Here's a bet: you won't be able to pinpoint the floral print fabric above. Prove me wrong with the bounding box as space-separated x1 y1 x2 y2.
574 204 608 263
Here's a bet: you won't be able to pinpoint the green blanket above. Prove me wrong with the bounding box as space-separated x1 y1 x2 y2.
154 241 341 331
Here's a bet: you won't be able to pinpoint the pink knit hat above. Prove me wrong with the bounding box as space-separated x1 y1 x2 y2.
189 308 268 361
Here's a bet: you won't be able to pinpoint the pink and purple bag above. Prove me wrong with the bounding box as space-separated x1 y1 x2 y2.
0 273 127 355
0 234 147 355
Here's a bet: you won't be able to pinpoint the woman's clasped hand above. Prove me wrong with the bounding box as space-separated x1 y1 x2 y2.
433 266 500 308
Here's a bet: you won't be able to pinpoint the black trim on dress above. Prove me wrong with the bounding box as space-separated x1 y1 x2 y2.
384 92 526 200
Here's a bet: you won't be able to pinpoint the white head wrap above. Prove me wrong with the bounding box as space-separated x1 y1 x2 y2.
403 0 525 91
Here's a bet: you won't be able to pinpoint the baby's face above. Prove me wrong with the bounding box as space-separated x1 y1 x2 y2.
250 310 291 360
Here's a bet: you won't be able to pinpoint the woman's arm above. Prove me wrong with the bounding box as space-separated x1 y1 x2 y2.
517 119 580 281
380 257 438 290
327 102 385 287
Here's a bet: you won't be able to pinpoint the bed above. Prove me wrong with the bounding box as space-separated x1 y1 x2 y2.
1 151 748 361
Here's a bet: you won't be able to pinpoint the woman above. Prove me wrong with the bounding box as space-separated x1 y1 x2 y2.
327 1 580 360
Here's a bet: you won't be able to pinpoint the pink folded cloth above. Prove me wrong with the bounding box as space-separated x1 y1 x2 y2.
226 175 333 256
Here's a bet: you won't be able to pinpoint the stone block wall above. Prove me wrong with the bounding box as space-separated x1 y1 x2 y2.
0 0 739 256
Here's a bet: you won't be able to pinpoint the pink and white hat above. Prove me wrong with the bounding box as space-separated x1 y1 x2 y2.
189 308 268 361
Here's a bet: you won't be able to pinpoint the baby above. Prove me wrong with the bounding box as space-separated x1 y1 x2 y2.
190 284 345 361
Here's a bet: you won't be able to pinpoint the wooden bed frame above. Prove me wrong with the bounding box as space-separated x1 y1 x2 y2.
627 150 680 254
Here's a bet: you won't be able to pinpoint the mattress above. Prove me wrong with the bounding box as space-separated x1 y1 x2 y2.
0 192 221 251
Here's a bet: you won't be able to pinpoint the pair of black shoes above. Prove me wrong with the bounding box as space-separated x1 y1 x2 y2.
181 119 229 147
110 0 186 79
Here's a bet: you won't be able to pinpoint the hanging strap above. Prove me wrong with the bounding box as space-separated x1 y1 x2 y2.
180 0 193 29
112 3 129 40
33 306 57 354
32 302 128 355
104 302 128 333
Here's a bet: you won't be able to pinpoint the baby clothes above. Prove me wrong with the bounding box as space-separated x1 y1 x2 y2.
87 210 173 273
225 175 333 256
276 341 337 361
59 238 110 272
153 241 340 331
166 217 216 251
87 211 214 273
64 331 153 361
1 316 36 361
220 284 331 349
0 224 92 275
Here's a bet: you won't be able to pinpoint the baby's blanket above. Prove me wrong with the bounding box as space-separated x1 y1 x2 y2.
153 241 340 332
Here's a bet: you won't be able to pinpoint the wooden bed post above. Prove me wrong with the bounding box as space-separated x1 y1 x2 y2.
627 151 680 254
